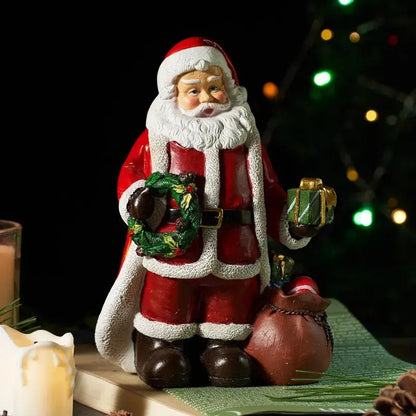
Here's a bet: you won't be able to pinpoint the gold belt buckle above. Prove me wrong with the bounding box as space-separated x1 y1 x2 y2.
200 208 224 229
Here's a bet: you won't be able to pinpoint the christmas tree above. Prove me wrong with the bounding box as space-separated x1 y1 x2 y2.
260 0 415 337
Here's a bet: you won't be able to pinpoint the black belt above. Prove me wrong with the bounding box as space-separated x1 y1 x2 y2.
166 208 253 229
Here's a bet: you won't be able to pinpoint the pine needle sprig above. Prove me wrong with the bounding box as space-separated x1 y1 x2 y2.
265 370 404 403
0 298 20 322
13 316 40 332
0 298 40 332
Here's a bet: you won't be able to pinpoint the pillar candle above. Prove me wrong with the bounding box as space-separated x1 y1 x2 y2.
0 325 75 416
0 245 15 309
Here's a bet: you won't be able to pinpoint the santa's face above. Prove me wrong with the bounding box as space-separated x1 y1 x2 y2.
176 66 229 117
146 64 255 151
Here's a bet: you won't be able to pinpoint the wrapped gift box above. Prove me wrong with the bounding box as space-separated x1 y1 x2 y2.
287 178 336 227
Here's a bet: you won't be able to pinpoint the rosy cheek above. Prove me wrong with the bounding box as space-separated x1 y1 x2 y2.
180 95 200 110
214 91 228 103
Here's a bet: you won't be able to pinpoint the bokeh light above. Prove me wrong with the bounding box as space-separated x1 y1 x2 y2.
262 82 279 99
387 35 399 46
391 209 407 225
349 32 360 43
321 29 334 41
313 71 332 86
353 207 373 227
365 109 378 122
347 167 359 182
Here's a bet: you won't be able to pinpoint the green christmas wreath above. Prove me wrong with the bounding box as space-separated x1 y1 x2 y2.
127 171 201 258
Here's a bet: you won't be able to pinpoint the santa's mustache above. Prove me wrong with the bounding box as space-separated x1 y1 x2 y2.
179 102 231 118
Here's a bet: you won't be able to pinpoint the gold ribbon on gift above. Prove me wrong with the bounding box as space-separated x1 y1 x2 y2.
294 177 337 228
272 254 295 281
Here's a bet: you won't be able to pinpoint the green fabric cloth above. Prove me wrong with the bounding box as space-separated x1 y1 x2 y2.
166 299 415 416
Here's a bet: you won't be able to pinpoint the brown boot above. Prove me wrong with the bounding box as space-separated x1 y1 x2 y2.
200 339 252 387
134 330 191 388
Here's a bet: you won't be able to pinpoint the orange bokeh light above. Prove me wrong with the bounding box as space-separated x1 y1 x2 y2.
263 82 279 99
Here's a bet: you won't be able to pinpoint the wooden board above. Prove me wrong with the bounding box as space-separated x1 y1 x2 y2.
74 344 202 416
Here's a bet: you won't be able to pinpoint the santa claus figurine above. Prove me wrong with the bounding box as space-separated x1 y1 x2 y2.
95 37 318 388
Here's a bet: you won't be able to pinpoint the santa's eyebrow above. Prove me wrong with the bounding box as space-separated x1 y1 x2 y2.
180 78 201 85
207 75 221 82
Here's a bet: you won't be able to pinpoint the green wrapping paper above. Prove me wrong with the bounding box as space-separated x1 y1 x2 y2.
287 188 335 227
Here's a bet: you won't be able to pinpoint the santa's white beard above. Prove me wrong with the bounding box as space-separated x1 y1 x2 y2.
146 93 258 151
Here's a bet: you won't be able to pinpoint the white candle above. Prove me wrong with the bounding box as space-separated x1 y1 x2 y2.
0 325 75 416
0 245 15 309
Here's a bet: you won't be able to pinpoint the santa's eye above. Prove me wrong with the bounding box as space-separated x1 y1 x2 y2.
209 86 219 92
188 89 199 96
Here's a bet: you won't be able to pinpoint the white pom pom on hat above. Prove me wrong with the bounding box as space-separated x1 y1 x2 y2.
157 36 239 94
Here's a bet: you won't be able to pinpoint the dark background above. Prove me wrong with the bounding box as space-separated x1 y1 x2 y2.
2 3 415 341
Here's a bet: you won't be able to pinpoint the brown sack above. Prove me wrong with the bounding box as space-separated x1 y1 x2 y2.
245 287 333 385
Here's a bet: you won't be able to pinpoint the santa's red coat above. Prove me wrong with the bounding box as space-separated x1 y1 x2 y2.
117 129 287 273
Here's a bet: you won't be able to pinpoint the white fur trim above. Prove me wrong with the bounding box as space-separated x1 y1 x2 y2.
134 313 252 341
134 313 197 341
287 285 317 295
144 228 217 278
95 242 145 373
279 204 311 249
157 45 233 97
213 261 261 279
203 146 220 207
245 133 272 291
199 322 253 341
119 180 145 224
119 179 167 230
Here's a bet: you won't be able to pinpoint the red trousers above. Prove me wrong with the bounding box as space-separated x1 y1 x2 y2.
141 271 260 325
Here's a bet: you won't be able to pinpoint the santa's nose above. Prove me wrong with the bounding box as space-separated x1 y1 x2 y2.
199 90 213 103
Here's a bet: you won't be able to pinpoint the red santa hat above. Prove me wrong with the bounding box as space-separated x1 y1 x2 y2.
157 36 239 94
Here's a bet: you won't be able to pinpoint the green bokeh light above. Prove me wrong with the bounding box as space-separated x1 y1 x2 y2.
353 207 373 227
313 71 333 86
338 0 354 6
